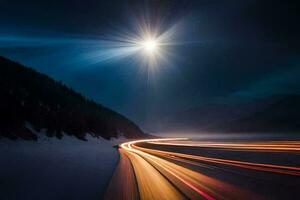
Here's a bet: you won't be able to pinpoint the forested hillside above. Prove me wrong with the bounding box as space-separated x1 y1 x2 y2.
0 56 145 140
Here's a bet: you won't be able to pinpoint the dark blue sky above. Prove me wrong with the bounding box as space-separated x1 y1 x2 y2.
0 0 299 131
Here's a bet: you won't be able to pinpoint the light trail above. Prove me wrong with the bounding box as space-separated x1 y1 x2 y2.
122 148 185 200
121 139 216 200
119 139 264 199
106 138 300 200
134 144 300 176
148 140 300 152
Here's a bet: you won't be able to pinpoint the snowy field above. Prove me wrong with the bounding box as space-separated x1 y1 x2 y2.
0 134 119 200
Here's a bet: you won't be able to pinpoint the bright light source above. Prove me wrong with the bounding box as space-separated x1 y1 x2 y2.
142 39 158 53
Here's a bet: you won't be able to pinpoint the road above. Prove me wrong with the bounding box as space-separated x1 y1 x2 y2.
104 138 300 200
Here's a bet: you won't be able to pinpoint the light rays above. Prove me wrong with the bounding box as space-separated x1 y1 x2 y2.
0 18 179 71
0 12 185 90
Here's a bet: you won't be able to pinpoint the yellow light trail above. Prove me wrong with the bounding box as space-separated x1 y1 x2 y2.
134 144 300 176
118 138 267 200
148 140 300 152
106 138 299 200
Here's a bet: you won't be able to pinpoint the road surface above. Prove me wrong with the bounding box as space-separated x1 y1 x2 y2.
105 138 300 200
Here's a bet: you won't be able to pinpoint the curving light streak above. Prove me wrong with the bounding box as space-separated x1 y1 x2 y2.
148 140 300 153
121 138 216 200
114 138 300 200
119 138 266 200
134 143 300 176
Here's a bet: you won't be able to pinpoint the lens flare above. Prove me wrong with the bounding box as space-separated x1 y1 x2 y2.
0 14 183 81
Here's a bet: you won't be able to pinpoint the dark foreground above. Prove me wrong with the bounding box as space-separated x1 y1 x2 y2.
105 138 300 200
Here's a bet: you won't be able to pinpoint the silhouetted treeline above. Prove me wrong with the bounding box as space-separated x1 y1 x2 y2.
0 56 146 140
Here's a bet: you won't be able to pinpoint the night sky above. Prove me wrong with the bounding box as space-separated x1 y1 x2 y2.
0 0 299 131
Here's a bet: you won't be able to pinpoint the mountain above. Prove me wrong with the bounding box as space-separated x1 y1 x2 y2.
157 95 300 134
0 56 146 140
212 95 300 133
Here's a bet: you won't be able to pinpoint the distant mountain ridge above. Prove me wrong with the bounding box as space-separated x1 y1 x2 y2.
212 95 300 133
0 56 146 140
157 95 300 134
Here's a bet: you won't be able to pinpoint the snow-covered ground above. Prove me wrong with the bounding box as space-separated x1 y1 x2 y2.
0 134 119 200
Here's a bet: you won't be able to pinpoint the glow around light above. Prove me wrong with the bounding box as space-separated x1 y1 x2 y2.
142 38 158 53
76 14 183 77
0 15 184 83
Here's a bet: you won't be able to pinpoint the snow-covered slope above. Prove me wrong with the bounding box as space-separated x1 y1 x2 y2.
0 134 118 200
